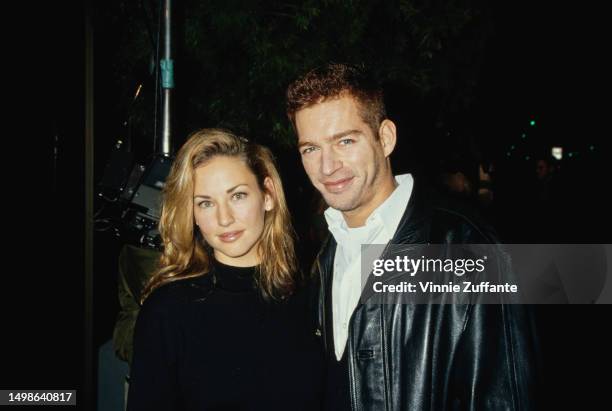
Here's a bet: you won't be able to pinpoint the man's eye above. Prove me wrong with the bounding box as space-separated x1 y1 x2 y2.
339 138 354 145
232 192 247 200
301 146 317 155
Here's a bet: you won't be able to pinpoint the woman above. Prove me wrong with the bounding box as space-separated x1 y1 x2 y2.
127 129 323 410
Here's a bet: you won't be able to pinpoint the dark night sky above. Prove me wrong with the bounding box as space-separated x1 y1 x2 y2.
476 2 607 153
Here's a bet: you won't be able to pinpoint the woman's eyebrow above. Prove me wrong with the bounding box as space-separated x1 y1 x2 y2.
226 183 248 193
194 183 248 199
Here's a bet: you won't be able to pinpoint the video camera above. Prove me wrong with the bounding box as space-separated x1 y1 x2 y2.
96 140 173 250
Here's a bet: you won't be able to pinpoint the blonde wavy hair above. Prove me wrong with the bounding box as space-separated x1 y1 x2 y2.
141 128 297 302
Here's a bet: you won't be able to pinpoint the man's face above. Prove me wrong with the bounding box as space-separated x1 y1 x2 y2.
295 95 388 213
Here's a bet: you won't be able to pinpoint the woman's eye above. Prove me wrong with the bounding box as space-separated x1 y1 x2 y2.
232 192 247 200
198 201 213 208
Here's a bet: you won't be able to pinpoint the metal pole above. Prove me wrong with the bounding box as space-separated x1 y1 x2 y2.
160 0 173 156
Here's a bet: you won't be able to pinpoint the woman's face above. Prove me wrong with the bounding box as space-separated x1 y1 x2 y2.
193 156 273 267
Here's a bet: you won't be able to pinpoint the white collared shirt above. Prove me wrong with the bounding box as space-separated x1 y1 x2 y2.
324 173 414 360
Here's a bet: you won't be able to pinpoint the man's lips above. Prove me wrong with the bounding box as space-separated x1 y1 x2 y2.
322 177 354 193
218 230 244 242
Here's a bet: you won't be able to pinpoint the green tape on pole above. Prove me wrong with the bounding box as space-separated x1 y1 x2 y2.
160 59 174 88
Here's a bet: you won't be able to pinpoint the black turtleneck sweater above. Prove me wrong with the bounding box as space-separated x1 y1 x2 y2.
127 260 324 411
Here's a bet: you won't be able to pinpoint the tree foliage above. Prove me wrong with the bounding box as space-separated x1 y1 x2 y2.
99 0 492 150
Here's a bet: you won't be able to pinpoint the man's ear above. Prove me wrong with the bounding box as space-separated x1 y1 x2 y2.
378 119 397 158
263 177 276 211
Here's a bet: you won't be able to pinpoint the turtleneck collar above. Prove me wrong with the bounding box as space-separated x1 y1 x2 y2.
211 259 258 292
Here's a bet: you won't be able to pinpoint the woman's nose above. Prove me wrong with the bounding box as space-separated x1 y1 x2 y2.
216 203 235 227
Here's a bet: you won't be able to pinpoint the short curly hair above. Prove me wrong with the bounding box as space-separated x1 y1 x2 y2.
286 63 386 137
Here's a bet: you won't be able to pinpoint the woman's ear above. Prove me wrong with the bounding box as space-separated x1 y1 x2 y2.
263 177 276 211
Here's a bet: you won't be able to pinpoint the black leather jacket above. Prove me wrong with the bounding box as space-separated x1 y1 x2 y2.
314 177 538 410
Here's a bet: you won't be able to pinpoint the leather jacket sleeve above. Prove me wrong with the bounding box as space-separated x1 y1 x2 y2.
450 302 538 410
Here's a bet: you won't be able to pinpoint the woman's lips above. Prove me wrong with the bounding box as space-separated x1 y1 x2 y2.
323 177 354 194
218 230 244 242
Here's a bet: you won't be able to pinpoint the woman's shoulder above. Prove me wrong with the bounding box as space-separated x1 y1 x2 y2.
271 274 318 313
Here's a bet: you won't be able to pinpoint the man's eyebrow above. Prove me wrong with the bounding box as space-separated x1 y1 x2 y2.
194 184 248 198
298 129 361 149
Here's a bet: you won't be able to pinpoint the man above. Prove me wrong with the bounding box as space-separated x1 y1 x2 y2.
286 63 537 410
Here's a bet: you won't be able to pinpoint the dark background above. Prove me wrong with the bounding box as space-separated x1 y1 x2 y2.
3 0 610 410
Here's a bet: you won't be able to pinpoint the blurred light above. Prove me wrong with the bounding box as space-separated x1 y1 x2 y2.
568 152 573 158
589 145 595 151
530 120 536 126
506 152 511 157
552 147 563 160
521 133 527 139
525 156 530 160
511 145 516 150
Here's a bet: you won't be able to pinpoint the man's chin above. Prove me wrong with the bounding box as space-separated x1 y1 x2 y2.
323 195 359 213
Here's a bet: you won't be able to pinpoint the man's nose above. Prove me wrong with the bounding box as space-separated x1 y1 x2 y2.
320 147 342 176
217 203 235 227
